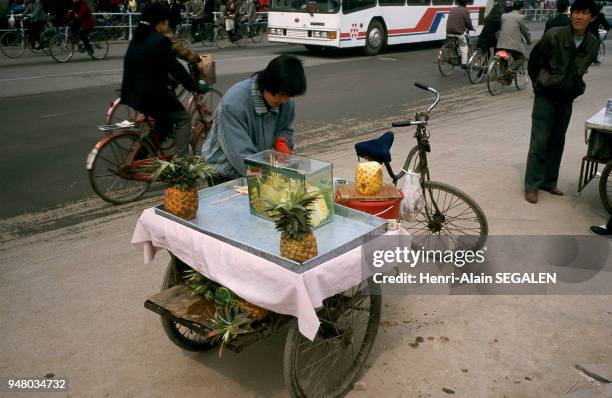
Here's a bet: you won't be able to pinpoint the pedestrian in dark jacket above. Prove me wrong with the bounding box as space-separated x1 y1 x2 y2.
523 0 599 204
544 0 570 32
121 3 209 156
477 1 502 53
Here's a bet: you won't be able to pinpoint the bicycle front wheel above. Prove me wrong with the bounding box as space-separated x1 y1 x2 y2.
401 180 488 251
514 62 528 90
189 87 223 156
599 161 612 215
467 49 487 84
250 23 264 43
39 28 57 55
438 44 454 76
0 31 26 58
283 278 381 398
87 132 156 204
49 33 74 63
201 24 215 47
88 31 109 60
175 25 193 47
486 57 503 96
214 27 230 48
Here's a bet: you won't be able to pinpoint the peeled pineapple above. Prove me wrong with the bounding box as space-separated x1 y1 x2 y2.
355 162 383 195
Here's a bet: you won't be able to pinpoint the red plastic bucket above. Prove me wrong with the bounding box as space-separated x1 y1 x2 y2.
336 192 404 220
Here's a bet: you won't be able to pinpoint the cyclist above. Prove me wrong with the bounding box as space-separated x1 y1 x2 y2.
496 0 531 84
476 0 503 57
225 0 241 43
23 0 46 49
240 0 258 35
201 55 306 184
446 0 475 68
67 0 96 56
121 3 209 157
589 3 610 63
189 0 206 42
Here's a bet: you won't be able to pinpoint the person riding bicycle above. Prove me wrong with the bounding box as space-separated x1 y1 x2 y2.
589 3 610 63
496 0 531 84
121 3 209 157
476 0 503 57
240 0 257 35
225 0 240 43
446 0 475 68
23 0 46 49
66 0 96 56
201 55 306 184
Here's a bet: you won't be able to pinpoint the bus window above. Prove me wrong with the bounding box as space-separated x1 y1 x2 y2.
406 0 430 5
380 0 406 6
270 0 340 12
343 0 377 13
431 0 453 5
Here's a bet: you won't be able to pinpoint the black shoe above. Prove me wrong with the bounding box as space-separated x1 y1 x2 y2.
590 225 612 236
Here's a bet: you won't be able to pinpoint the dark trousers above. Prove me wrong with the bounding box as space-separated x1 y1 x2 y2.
151 110 192 157
524 94 573 192
508 49 525 73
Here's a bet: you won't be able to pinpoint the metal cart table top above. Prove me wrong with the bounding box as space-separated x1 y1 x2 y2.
131 178 404 398
578 108 612 214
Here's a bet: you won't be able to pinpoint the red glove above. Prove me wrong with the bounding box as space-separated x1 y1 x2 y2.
274 137 292 154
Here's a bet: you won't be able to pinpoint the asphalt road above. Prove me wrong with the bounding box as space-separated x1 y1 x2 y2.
0 24 546 225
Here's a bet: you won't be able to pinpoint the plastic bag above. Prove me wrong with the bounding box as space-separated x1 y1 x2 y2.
399 171 425 222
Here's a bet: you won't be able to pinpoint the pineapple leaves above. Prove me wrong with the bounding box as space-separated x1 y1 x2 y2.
147 156 215 190
259 187 323 240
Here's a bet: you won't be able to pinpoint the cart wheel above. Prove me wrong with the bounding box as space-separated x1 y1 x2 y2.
283 278 381 398
599 161 612 215
160 257 215 351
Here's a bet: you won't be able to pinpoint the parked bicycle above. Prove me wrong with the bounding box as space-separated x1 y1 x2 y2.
486 49 528 96
48 26 109 62
437 32 472 77
0 15 56 58
88 69 223 204
355 82 488 251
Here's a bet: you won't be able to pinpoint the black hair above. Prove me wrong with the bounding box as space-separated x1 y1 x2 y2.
556 0 569 13
257 55 307 97
571 0 597 15
512 0 524 10
133 3 170 42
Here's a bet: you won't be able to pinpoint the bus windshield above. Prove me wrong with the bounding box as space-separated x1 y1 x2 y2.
270 0 341 13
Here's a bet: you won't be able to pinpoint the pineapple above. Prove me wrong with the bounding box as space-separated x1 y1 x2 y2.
355 161 383 196
265 189 321 263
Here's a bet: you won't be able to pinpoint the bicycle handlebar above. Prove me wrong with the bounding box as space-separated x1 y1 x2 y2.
414 82 429 91
392 121 413 127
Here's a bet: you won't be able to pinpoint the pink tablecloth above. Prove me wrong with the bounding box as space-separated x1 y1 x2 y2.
132 208 406 340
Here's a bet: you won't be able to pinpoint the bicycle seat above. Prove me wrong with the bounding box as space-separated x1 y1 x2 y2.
354 131 394 163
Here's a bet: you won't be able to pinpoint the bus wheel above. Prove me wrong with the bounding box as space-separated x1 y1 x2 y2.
363 20 385 56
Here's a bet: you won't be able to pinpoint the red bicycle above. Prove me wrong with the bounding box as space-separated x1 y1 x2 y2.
86 77 222 204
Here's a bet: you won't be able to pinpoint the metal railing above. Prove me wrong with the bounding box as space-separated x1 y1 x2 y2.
523 8 558 22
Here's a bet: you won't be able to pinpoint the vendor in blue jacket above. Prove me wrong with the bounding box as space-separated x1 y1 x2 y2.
201 55 307 184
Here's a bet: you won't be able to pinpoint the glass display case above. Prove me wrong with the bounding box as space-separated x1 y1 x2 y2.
245 150 334 228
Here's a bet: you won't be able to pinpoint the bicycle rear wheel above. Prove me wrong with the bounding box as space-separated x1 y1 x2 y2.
0 31 26 58
514 62 527 90
437 44 454 76
49 33 74 62
88 31 109 60
467 49 487 84
214 26 230 48
160 257 216 351
87 132 156 204
39 28 56 55
401 180 488 251
283 278 381 398
486 57 503 96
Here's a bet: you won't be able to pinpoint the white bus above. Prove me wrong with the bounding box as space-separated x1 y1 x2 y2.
267 0 489 55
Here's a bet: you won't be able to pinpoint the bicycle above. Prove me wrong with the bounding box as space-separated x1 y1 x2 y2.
466 47 491 84
595 28 607 64
48 26 109 63
88 70 223 204
176 14 216 47
437 32 473 77
0 15 50 58
233 18 265 44
355 82 488 251
486 49 528 96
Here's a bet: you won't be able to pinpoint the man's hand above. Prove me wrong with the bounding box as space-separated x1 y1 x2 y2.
274 137 292 154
